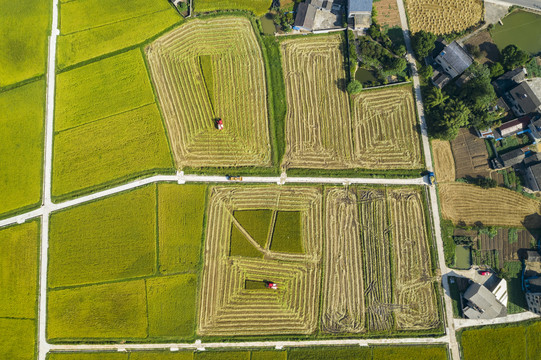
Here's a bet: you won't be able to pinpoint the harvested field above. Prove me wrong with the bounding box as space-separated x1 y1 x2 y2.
0 221 39 319
146 17 271 168
439 183 541 228
59 0 171 34
357 188 393 331
48 280 148 340
0 80 44 218
52 103 173 199
55 49 155 132
0 0 49 86
388 189 439 330
158 184 207 274
48 185 157 288
194 0 272 16
57 10 180 69
374 0 401 28
450 128 491 179
477 228 537 265
351 85 422 169
280 35 352 169
198 186 323 336
404 0 483 35
322 188 365 333
432 140 455 182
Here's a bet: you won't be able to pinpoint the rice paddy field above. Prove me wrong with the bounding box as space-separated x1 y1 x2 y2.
46 346 448 359
0 80 44 218
193 0 272 16
57 0 180 69
404 0 483 35
0 221 39 360
0 0 50 87
490 10 541 55
460 320 541 360
145 17 272 169
439 183 541 228
47 184 207 342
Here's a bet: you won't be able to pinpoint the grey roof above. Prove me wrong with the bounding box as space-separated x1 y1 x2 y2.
524 152 541 166
528 163 541 191
500 148 526 167
431 68 451 89
463 283 507 319
526 250 541 262
436 41 473 77
509 81 541 115
348 0 373 14
528 277 541 292
500 67 527 82
492 68 527 96
294 2 316 30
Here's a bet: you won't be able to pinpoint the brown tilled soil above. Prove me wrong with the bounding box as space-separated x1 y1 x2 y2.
375 0 401 28
450 128 491 179
464 30 500 64
432 140 456 182
475 228 537 265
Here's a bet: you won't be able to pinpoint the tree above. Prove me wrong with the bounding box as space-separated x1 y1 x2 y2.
431 98 470 140
501 44 530 70
394 44 406 57
347 80 363 94
382 56 407 73
489 62 504 78
424 86 448 109
411 30 437 60
476 177 497 189
465 43 481 59
418 64 433 81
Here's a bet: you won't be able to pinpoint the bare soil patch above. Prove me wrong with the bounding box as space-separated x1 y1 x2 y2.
450 128 491 179
374 0 401 28
464 30 500 64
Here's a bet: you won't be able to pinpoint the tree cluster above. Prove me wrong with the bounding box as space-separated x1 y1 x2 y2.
411 30 437 60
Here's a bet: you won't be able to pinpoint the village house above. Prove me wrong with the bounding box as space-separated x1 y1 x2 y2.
462 278 508 319
347 0 372 30
507 78 541 117
524 250 541 315
293 0 344 32
431 41 473 89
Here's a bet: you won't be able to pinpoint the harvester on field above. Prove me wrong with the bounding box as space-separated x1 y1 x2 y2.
215 118 224 130
264 280 278 290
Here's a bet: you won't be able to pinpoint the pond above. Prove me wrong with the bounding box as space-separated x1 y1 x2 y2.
455 245 472 270
260 14 276 35
355 68 378 84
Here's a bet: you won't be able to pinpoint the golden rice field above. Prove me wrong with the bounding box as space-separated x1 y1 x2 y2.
405 0 483 35
432 140 456 182
439 183 541 228
146 17 271 168
198 186 323 336
351 85 423 169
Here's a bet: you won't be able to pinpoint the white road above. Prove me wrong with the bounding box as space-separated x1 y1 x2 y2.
48 336 450 352
38 0 59 358
484 0 541 11
395 0 460 359
454 311 540 329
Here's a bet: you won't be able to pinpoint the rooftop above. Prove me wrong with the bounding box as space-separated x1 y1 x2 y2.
436 41 473 78
348 0 373 13
500 148 526 167
463 282 507 319
509 80 541 115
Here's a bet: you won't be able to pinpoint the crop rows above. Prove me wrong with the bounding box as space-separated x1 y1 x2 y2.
351 86 422 169
198 186 323 335
146 17 271 168
357 188 394 331
388 189 439 330
322 188 365 333
405 0 483 35
280 35 354 169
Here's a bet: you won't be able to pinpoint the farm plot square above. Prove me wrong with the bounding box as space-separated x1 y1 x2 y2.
146 17 272 169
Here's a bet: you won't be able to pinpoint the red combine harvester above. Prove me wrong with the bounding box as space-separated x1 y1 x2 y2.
215 118 224 130
264 280 278 290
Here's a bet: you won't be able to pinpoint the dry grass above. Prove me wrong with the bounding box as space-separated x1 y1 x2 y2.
432 140 455 182
439 183 541 228
405 0 483 35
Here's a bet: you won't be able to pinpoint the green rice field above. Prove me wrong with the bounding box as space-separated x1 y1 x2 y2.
57 10 180 69
54 49 155 132
491 10 541 55
0 80 44 217
460 320 541 360
146 274 198 338
195 352 251 360
230 225 264 258
48 354 128 360
130 353 194 360
234 210 273 247
0 0 50 86
158 184 207 274
0 221 39 319
372 346 449 359
48 185 157 288
270 211 303 253
48 280 149 339
288 347 371 359
0 318 36 360
52 103 173 199
194 0 272 16
60 0 172 34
